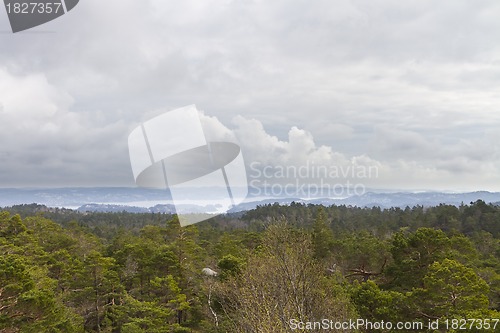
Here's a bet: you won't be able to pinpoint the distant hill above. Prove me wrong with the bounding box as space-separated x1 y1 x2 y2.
228 191 500 211
1 187 500 213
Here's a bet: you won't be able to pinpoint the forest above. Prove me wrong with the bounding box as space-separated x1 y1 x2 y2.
1 200 499 332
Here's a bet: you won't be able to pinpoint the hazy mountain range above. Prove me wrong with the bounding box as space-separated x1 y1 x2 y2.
0 187 499 214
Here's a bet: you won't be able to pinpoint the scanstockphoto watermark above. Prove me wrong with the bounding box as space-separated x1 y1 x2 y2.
289 318 499 331
128 105 248 227
289 318 424 331
249 161 379 197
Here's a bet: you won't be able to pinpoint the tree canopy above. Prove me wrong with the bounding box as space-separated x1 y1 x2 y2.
1 200 499 332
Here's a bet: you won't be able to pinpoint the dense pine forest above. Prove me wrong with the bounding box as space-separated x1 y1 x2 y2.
1 201 499 332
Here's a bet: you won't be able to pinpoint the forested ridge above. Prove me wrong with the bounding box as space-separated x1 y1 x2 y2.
1 201 499 332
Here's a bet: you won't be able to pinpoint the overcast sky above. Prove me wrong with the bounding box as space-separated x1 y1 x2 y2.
1 0 500 192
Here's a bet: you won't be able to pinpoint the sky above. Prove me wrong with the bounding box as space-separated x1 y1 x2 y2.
1 0 500 192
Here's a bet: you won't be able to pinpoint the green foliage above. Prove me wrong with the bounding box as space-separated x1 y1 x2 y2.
412 259 490 318
351 280 409 324
387 228 453 290
2 201 500 332
0 253 81 332
331 231 390 282
110 294 173 333
217 254 244 280
312 207 334 260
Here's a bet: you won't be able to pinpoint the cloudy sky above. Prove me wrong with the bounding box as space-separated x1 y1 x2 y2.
1 0 500 192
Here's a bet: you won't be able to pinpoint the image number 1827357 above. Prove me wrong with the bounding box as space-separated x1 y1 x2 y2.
3 0 79 32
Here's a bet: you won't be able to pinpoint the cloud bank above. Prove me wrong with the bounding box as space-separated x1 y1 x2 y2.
1 0 500 191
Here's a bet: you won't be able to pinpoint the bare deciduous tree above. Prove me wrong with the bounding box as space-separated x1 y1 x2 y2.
215 222 356 333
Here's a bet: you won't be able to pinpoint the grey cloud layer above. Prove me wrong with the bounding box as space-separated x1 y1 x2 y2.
0 0 499 190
